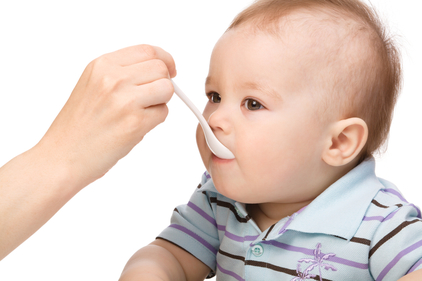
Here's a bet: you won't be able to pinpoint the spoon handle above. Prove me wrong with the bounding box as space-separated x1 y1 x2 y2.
171 80 235 159
171 81 208 129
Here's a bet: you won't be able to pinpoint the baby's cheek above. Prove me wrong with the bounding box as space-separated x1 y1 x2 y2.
237 137 269 167
238 140 280 181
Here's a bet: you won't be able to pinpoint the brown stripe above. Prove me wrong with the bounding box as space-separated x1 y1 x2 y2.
350 237 371 246
202 191 213 209
209 197 250 223
263 224 276 241
372 199 389 208
218 249 245 262
369 219 420 258
174 208 180 214
372 199 403 209
332 235 370 246
245 260 296 276
197 183 202 189
332 235 347 240
245 260 331 281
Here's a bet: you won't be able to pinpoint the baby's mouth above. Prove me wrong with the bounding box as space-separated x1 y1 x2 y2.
211 153 235 163
204 133 234 160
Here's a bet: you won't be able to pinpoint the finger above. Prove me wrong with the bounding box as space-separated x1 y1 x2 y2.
139 104 169 135
123 59 172 86
151 46 177 78
106 45 177 77
136 78 174 108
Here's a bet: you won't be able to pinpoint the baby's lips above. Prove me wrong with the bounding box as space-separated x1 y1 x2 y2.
210 141 235 160
205 133 235 159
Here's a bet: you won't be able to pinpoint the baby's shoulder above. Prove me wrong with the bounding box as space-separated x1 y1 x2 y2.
368 178 421 220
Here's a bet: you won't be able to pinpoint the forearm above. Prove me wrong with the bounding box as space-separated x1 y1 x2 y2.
0 142 84 260
119 244 187 281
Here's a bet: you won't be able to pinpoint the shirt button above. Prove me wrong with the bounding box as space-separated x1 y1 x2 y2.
251 244 264 257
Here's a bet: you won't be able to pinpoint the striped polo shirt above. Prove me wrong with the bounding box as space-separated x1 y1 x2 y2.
158 158 422 280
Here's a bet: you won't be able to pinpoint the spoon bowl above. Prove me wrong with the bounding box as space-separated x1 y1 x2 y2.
171 80 235 160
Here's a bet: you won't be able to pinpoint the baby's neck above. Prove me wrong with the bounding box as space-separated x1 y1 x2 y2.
247 159 360 232
247 200 312 232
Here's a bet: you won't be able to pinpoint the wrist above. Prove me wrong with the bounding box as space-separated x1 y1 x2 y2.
30 139 91 196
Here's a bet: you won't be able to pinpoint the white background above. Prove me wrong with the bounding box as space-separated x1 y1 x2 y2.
0 0 420 280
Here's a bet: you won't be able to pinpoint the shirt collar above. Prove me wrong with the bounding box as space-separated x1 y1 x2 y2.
197 173 250 218
286 157 383 240
198 171 218 193
198 157 383 240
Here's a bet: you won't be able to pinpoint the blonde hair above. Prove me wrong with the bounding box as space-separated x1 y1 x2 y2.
228 0 402 162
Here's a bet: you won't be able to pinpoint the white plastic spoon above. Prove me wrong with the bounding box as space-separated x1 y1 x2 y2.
171 80 235 160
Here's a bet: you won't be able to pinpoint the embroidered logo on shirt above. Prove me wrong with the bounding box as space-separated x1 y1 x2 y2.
291 243 337 281
292 264 316 281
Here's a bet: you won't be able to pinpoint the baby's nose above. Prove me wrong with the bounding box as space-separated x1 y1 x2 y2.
207 105 232 135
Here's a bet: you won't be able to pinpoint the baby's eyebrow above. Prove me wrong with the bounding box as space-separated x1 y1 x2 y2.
205 76 281 100
205 76 213 87
241 81 281 100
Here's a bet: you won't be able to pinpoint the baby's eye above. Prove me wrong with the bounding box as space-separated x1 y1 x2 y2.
245 99 264 110
207 92 221 104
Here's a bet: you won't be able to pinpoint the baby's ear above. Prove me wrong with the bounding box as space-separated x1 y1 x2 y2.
322 118 368 166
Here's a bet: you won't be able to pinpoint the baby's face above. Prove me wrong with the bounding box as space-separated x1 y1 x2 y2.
196 25 336 205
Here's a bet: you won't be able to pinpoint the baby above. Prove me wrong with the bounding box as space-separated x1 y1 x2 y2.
120 0 422 280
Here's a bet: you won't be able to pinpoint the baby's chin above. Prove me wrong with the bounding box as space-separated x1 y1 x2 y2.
212 177 257 204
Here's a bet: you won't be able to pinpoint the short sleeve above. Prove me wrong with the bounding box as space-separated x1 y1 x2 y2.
157 173 220 273
369 203 422 280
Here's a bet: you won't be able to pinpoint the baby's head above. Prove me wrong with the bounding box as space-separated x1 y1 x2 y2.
196 0 401 205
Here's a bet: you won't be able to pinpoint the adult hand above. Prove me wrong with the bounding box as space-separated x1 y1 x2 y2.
40 44 176 187
0 44 176 259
